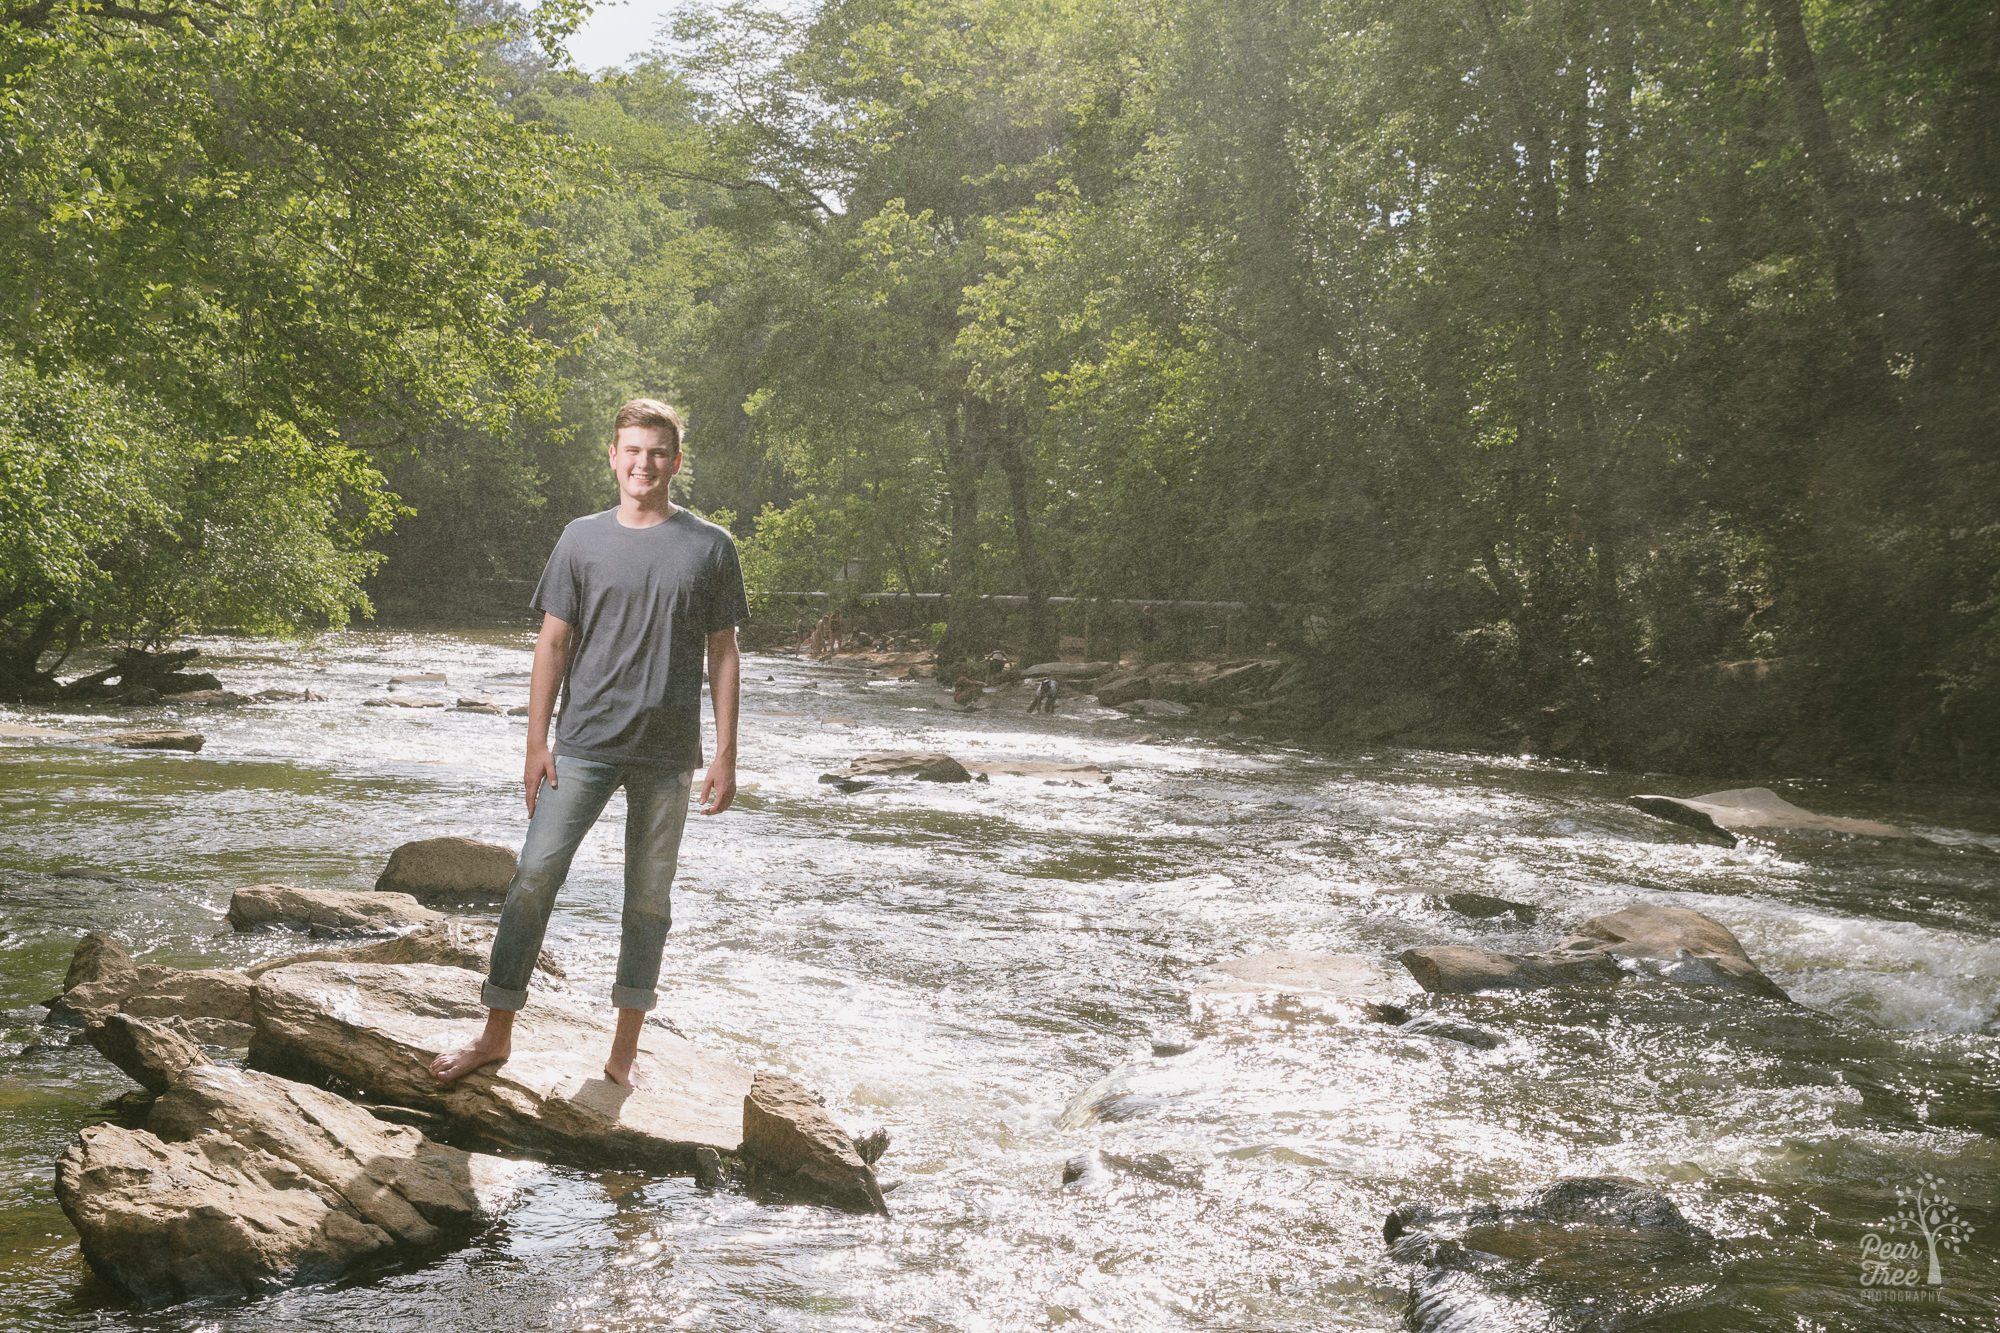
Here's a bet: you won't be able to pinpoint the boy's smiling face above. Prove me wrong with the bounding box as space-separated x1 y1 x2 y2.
609 424 681 506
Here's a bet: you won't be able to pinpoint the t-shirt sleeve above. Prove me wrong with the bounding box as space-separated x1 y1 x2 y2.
530 530 581 623
703 536 751 632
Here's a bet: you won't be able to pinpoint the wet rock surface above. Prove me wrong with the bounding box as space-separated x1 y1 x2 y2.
844 751 973 782
741 1072 888 1216
250 963 888 1213
82 729 205 752
57 1064 521 1304
1630 785 1912 846
227 883 442 935
1399 903 1789 1002
1385 1176 1721 1333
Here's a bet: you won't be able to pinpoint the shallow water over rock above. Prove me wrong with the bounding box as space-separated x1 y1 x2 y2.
3 628 1997 1330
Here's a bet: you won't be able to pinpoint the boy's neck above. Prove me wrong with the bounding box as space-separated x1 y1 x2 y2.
616 496 676 529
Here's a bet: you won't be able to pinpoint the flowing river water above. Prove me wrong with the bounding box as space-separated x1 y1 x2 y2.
1 629 1996 1331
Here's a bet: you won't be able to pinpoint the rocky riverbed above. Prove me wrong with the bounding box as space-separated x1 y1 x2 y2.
2 628 1997 1330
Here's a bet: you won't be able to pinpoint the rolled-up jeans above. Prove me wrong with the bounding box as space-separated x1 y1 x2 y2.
482 754 694 1013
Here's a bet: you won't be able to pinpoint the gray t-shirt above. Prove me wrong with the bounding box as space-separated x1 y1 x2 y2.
531 507 750 770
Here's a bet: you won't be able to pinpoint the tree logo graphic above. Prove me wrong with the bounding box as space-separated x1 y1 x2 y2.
1860 1172 1975 1290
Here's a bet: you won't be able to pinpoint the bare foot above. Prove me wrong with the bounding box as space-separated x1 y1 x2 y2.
602 1056 644 1089
431 1036 510 1083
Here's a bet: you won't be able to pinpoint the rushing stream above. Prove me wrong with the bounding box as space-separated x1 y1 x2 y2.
2 629 1996 1331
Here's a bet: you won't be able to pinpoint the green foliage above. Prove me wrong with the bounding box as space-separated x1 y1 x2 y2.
0 0 579 672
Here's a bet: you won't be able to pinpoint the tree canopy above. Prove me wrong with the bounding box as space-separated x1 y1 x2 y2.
4 0 1995 781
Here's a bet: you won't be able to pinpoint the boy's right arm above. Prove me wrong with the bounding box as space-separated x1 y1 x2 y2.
525 613 573 814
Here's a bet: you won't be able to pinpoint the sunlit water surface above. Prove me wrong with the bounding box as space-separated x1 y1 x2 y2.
1 630 1995 1331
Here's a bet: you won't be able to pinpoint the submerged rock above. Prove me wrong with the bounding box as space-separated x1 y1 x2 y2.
1201 951 1414 1000
84 1014 207 1093
844 751 973 783
1381 887 1539 925
374 836 517 902
1385 1176 1719 1333
1398 946 1623 995
362 696 446 709
1629 786 1911 846
227 884 442 936
250 963 888 1214
57 1064 520 1304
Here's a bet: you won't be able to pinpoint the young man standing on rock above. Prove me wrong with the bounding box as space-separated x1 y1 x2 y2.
433 397 749 1088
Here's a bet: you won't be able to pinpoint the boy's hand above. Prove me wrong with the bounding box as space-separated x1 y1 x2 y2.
699 758 735 815
525 743 557 815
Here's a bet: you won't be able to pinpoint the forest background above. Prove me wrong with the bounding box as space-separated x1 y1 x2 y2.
2 0 1995 784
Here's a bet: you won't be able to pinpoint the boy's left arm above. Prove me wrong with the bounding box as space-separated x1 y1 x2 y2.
700 626 740 814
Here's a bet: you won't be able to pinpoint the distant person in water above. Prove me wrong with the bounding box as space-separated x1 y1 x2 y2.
1026 677 1058 714
432 397 749 1089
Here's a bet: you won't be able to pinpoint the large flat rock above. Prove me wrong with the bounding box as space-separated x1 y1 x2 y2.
57 1064 519 1303
228 883 442 935
1629 786 1910 846
252 963 747 1174
249 963 886 1213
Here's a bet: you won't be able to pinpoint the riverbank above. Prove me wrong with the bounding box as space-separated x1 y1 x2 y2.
776 626 2000 804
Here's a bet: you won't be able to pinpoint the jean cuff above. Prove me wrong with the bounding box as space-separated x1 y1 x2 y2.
610 984 657 1012
482 979 530 1011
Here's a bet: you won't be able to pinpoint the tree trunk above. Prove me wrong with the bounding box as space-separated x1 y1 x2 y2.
936 397 986 668
991 406 1056 665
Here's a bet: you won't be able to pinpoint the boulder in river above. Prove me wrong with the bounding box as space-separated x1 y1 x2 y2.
50 933 255 1046
57 1063 522 1304
741 1072 888 1216
363 696 446 709
1384 1176 1719 1333
227 883 442 936
1092 669 1152 706
957 758 1111 783
1398 945 1623 995
1629 785 1911 846
1379 887 1539 925
374 836 517 902
1399 902 1789 1002
1553 903 1789 1000
454 698 505 714
844 751 973 783
81 729 204 752
250 963 888 1214
1200 950 1414 1001
84 1013 208 1093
